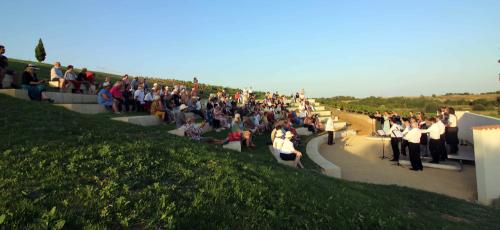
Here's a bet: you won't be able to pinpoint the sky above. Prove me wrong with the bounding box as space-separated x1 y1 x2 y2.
2 0 500 98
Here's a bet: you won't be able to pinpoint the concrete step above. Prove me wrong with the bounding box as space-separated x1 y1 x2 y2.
223 141 242 152
268 146 297 168
289 102 320 107
314 111 332 117
289 106 326 111
0 89 97 104
112 115 163 126
398 160 461 171
55 104 107 114
285 99 316 103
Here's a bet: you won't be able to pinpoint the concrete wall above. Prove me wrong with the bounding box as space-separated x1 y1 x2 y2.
473 125 500 205
456 111 500 144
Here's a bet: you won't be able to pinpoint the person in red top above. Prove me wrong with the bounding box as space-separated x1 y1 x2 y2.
235 91 241 104
110 81 124 114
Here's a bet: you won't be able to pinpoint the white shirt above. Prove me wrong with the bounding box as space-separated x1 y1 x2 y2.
448 114 457 128
402 126 411 140
422 123 440 140
273 138 284 151
389 124 402 138
437 120 446 135
134 90 145 104
326 117 334 132
404 128 422 144
144 92 153 102
280 139 296 154
50 67 63 80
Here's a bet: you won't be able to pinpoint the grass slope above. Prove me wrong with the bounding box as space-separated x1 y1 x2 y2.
1 95 500 229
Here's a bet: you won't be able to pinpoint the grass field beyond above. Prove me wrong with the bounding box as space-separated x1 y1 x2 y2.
1 95 500 229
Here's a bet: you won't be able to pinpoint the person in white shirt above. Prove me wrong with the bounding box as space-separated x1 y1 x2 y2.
326 114 336 145
279 131 304 168
50 62 64 89
437 115 447 161
421 117 441 164
404 121 423 171
445 107 459 154
389 118 403 161
273 130 285 152
134 85 145 112
400 119 411 157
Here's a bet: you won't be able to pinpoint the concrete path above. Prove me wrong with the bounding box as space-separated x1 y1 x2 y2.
319 135 477 201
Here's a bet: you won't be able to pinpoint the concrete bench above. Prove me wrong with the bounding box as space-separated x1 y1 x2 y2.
305 130 357 178
290 102 320 107
296 127 313 136
289 106 326 111
223 141 241 152
49 80 95 94
0 89 31 100
0 89 97 104
168 123 213 137
112 115 163 126
315 111 332 117
55 104 107 114
268 146 297 168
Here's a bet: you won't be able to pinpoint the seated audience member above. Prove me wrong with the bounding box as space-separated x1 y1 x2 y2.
272 130 285 151
151 95 167 121
97 82 114 111
303 115 317 133
110 81 124 114
183 118 225 143
143 89 153 111
279 131 304 168
231 114 256 148
175 104 188 128
63 65 81 93
85 71 96 94
21 64 54 102
213 105 228 131
0 45 7 88
50 62 64 88
77 68 91 93
188 96 204 119
134 85 145 112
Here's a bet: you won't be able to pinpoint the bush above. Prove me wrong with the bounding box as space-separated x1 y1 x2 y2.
472 104 486 111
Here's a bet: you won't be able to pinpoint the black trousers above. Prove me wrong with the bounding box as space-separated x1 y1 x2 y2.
429 139 440 163
446 127 459 154
327 131 335 145
439 134 447 160
390 137 400 160
401 139 409 156
409 142 423 170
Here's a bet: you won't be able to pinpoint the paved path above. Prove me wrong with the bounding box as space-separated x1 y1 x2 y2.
319 135 477 201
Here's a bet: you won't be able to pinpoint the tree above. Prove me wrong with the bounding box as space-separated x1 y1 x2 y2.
35 38 46 62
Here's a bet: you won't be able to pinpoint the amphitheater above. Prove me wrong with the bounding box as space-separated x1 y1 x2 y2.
1 88 499 205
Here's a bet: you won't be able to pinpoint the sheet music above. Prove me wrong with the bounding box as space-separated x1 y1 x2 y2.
377 130 386 136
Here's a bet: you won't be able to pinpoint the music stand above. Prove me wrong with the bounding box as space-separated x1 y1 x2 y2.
377 130 388 159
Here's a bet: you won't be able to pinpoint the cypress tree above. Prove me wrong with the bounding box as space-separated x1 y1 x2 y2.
35 38 46 62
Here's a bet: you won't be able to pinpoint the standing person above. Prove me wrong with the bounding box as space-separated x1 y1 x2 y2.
134 85 145 112
77 68 90 93
280 131 304 168
404 121 423 171
382 111 391 135
437 115 447 161
131 77 139 90
326 114 336 145
63 65 81 93
21 64 54 102
417 113 429 157
400 119 411 157
389 118 402 162
421 117 441 164
0 45 8 88
50 62 64 89
445 107 459 154
191 77 199 97
110 81 124 114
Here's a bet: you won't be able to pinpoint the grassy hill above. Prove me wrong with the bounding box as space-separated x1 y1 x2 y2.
1 95 500 228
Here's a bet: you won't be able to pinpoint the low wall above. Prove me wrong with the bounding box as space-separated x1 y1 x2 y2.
306 130 357 178
456 111 500 144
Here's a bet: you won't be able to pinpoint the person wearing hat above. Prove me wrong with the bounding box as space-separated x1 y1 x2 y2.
50 62 64 89
280 131 304 168
175 104 188 128
97 82 114 111
272 130 285 152
21 64 54 102
151 95 167 121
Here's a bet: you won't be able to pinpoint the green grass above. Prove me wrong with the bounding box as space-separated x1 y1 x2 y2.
1 95 500 229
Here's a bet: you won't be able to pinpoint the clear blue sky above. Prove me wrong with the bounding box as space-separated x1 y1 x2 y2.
2 0 500 97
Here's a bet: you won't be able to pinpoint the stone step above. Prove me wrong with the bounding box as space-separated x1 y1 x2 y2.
398 160 461 171
112 115 163 126
314 111 332 117
55 104 107 114
268 146 297 168
223 141 242 152
288 106 326 111
289 102 320 107
285 98 316 103
0 89 97 104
